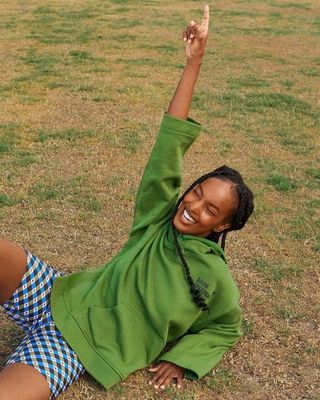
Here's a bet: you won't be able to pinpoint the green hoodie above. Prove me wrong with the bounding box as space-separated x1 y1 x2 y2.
51 112 242 388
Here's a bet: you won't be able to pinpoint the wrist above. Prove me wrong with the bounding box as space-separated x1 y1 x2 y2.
186 57 203 67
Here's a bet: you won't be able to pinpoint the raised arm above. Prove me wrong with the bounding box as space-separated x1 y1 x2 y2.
126 5 210 245
168 4 210 120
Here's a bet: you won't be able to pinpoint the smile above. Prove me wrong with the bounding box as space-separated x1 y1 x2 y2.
181 208 197 224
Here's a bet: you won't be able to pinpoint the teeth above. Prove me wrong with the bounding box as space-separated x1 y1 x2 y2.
183 209 196 223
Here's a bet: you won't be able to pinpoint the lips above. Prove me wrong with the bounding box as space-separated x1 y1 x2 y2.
181 208 197 224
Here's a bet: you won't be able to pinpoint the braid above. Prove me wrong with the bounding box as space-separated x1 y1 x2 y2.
221 232 227 250
171 165 254 312
172 225 209 311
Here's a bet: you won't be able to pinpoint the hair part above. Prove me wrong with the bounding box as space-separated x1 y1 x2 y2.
171 165 254 312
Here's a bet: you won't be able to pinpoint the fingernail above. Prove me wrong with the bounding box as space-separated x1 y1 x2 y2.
178 384 181 388
188 39 191 43
154 385 159 389
160 385 165 389
183 38 187 41
148 381 152 385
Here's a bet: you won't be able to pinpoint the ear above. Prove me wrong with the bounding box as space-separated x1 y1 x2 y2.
212 222 231 233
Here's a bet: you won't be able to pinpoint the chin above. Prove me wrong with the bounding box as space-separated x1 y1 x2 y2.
173 221 190 234
173 216 205 237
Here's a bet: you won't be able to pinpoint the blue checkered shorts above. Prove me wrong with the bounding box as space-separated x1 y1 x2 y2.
1 250 86 399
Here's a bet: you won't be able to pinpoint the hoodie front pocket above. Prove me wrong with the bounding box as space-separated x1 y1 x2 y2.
78 303 164 378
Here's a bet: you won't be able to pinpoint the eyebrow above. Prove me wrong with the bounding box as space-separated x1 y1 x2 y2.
198 183 221 213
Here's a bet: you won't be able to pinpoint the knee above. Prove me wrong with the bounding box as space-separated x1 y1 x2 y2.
0 363 51 400
0 240 27 304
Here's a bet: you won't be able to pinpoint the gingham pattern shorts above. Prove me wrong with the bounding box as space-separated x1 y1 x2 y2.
1 250 86 399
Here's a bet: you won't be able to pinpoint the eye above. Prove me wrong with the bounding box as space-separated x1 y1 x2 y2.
194 187 201 198
206 207 215 216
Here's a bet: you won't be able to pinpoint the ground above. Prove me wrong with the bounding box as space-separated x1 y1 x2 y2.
0 0 319 399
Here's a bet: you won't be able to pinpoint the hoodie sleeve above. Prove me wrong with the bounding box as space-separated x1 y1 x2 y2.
158 304 243 380
127 112 201 244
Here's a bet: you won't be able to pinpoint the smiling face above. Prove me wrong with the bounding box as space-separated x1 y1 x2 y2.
173 177 239 237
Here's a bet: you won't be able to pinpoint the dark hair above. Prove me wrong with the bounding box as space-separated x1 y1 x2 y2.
171 165 254 312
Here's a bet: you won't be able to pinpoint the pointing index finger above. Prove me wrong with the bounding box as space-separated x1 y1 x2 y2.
201 4 210 30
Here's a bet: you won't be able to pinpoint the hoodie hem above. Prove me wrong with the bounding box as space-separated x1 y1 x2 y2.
51 279 123 389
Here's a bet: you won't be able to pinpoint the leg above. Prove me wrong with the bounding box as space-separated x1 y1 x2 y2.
0 238 27 304
2 313 86 400
0 363 50 400
1 252 85 399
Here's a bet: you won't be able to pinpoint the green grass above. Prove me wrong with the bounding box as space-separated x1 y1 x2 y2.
254 258 302 281
110 18 142 29
0 193 16 207
208 368 236 391
299 67 320 77
305 167 320 180
241 319 254 335
305 199 320 209
92 95 115 103
216 92 316 117
288 213 320 242
281 79 294 89
305 347 318 354
0 16 17 30
0 123 19 154
106 176 124 187
313 16 320 28
254 157 292 175
37 129 94 142
218 26 317 36
215 9 262 17
270 2 311 10
218 139 234 155
29 177 103 213
72 195 102 213
27 7 98 45
266 174 297 192
13 152 36 167
228 75 271 89
29 183 59 200
69 50 91 61
273 129 314 155
74 84 96 92
35 209 59 221
112 34 137 42
19 95 41 104
110 385 127 396
274 307 301 321
21 48 60 77
122 132 141 153
0 142 11 154
138 44 178 53
112 0 130 4
116 57 170 68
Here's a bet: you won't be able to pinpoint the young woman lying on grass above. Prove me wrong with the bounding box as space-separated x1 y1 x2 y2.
0 5 254 399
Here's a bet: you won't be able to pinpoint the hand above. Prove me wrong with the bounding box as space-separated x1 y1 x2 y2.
148 361 185 390
183 4 210 62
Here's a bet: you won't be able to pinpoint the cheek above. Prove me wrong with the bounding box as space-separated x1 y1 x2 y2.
200 209 229 228
199 211 217 226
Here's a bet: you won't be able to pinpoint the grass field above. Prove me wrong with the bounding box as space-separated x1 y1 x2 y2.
0 0 319 399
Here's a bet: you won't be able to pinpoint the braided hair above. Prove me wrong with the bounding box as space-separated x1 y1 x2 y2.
171 165 254 312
